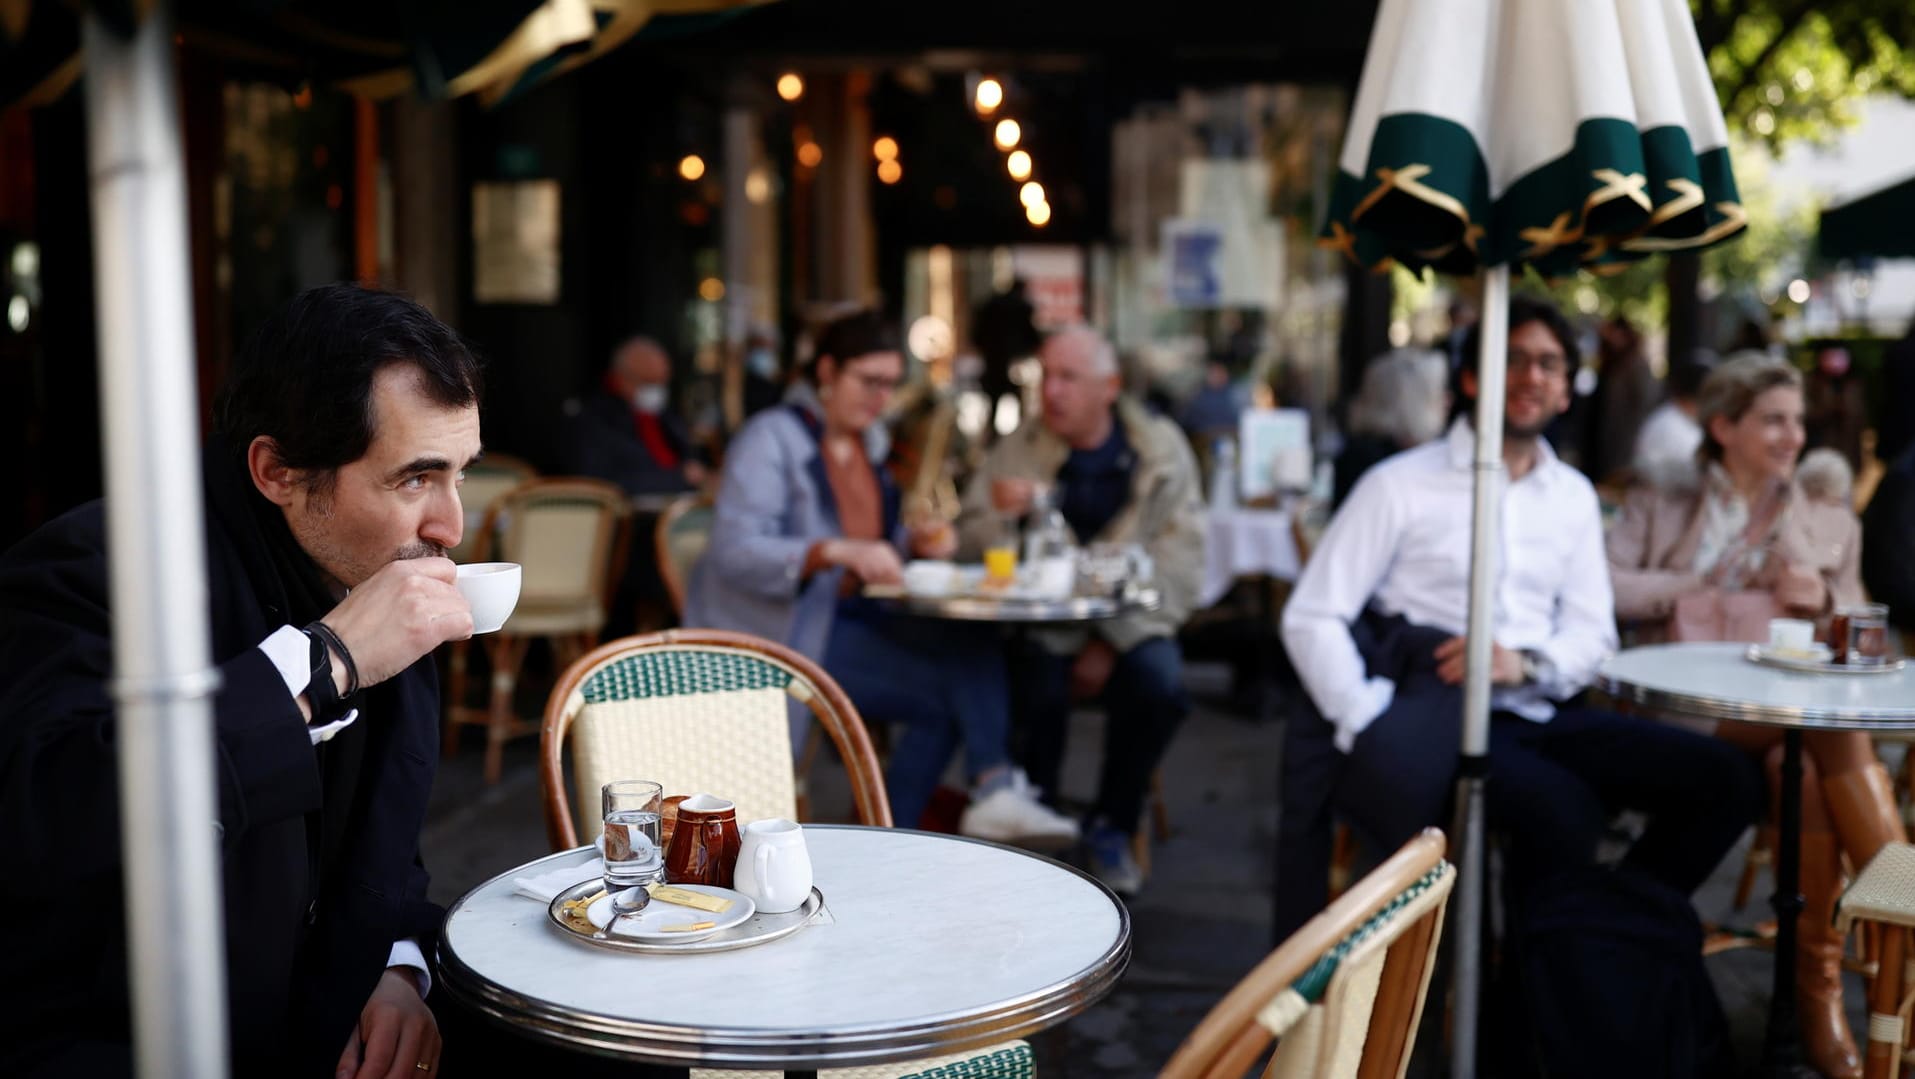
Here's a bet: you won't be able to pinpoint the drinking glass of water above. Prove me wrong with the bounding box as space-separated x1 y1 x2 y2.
602 780 664 915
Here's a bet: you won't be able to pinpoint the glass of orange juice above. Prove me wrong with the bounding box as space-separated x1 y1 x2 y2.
983 544 1018 585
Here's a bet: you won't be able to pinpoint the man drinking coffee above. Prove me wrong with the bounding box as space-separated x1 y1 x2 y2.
0 284 479 1077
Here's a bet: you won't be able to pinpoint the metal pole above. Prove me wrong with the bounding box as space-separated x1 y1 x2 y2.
1450 261 1510 1079
82 6 231 1078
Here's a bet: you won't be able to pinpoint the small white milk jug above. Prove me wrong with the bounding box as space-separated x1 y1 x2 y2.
734 818 813 914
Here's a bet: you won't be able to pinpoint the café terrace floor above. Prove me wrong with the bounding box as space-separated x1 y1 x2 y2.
424 661 1885 1077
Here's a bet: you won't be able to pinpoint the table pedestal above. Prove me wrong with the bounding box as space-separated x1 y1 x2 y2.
1762 729 1820 1079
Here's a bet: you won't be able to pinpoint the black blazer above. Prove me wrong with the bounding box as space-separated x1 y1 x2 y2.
0 490 443 1076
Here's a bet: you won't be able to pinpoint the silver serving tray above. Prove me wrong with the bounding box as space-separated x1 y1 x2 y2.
1745 644 1907 675
547 879 825 955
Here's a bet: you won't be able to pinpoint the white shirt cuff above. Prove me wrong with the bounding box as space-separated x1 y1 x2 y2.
1330 677 1397 754
257 625 361 746
386 939 431 998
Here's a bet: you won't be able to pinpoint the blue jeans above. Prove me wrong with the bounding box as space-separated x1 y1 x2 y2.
1010 636 1189 834
823 614 1012 827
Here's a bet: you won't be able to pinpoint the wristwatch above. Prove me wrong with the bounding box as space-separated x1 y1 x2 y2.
302 627 344 721
1519 649 1545 686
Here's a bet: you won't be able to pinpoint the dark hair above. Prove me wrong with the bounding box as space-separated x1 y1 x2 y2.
1454 293 1578 402
804 309 899 384
214 283 482 480
1669 348 1718 400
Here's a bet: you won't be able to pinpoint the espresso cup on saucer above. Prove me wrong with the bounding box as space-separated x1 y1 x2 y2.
456 562 521 634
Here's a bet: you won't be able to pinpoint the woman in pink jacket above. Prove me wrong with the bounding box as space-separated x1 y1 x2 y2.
1607 352 1898 1079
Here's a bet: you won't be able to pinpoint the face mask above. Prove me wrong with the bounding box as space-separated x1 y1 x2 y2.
746 348 778 379
632 385 668 414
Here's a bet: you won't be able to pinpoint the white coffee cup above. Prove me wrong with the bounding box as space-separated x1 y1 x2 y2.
1768 618 1815 656
734 818 813 914
902 560 957 598
456 562 522 634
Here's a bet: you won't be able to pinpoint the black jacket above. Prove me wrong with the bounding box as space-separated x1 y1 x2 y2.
567 388 698 496
0 448 443 1077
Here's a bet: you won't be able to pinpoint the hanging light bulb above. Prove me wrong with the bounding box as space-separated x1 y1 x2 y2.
1020 181 1045 208
1026 200 1052 227
993 119 1021 150
1006 150 1032 180
974 78 1003 114
776 72 805 101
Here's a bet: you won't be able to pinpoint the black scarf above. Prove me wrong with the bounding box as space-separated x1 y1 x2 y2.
202 436 371 900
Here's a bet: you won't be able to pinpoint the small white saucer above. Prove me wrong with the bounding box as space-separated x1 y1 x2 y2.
586 884 755 943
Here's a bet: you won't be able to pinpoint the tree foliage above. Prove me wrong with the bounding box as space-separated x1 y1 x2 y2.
1696 0 1915 152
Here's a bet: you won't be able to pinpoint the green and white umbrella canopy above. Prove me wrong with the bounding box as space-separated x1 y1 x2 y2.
1321 0 1746 278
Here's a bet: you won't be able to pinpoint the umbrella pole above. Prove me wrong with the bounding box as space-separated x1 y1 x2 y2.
1450 262 1509 1079
82 5 231 1078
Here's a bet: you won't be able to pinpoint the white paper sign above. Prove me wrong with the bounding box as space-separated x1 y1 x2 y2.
1239 409 1312 500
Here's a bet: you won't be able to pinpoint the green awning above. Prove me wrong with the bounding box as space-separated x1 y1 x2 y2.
1819 172 1915 262
1 0 774 109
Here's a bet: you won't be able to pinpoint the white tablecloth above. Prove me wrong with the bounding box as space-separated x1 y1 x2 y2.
1200 507 1300 608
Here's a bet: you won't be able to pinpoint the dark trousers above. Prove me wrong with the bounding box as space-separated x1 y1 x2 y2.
1273 615 1762 941
432 985 688 1078
1010 636 1189 835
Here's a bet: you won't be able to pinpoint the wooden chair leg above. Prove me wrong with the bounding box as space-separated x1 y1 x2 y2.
1329 821 1356 900
1865 924 1905 1079
1735 825 1774 912
483 634 528 785
443 638 471 758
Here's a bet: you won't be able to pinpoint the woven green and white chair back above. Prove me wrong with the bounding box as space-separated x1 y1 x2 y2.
1260 860 1455 1079
694 1040 1035 1079
564 645 803 836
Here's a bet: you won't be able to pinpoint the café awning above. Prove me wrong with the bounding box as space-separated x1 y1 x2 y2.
1 0 773 108
1819 170 1915 262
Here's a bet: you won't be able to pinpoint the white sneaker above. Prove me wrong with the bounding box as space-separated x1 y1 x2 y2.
959 770 1081 848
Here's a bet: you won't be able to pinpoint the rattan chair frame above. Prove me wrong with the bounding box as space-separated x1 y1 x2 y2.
1161 828 1451 1079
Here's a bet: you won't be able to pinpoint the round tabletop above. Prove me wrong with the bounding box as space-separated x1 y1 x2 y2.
872 587 1161 624
1599 642 1915 731
436 825 1132 1070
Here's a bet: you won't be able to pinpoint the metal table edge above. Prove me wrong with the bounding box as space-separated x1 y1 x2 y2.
1596 671 1915 731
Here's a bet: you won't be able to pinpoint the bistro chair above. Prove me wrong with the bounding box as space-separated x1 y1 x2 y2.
447 452 537 564
1835 843 1915 1079
538 628 892 849
1162 828 1454 1079
654 492 715 618
444 477 632 783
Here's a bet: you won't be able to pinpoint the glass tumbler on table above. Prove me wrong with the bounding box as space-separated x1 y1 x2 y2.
1837 603 1892 666
602 780 664 915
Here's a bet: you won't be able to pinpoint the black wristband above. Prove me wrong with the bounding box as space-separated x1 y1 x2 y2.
304 620 360 698
301 627 343 720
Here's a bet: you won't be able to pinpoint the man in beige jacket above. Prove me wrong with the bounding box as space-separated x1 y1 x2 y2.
959 326 1206 894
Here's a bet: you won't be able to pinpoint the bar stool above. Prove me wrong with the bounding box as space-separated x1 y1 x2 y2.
1835 842 1915 1079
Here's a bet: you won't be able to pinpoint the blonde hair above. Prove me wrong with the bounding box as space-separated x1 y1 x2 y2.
1695 351 1801 463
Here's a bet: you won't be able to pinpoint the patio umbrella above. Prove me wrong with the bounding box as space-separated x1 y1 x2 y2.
5 2 769 1076
1319 1 1744 1071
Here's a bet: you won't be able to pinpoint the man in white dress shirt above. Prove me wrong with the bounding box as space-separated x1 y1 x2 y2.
1272 296 1760 940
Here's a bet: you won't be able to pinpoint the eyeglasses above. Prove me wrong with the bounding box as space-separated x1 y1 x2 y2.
1508 350 1569 378
843 371 902 395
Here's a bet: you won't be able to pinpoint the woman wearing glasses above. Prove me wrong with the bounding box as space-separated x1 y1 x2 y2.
687 310 1077 845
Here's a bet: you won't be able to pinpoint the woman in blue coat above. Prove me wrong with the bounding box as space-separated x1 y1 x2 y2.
687 311 1076 843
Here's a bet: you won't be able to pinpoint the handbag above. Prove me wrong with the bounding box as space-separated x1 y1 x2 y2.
1668 587 1778 643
